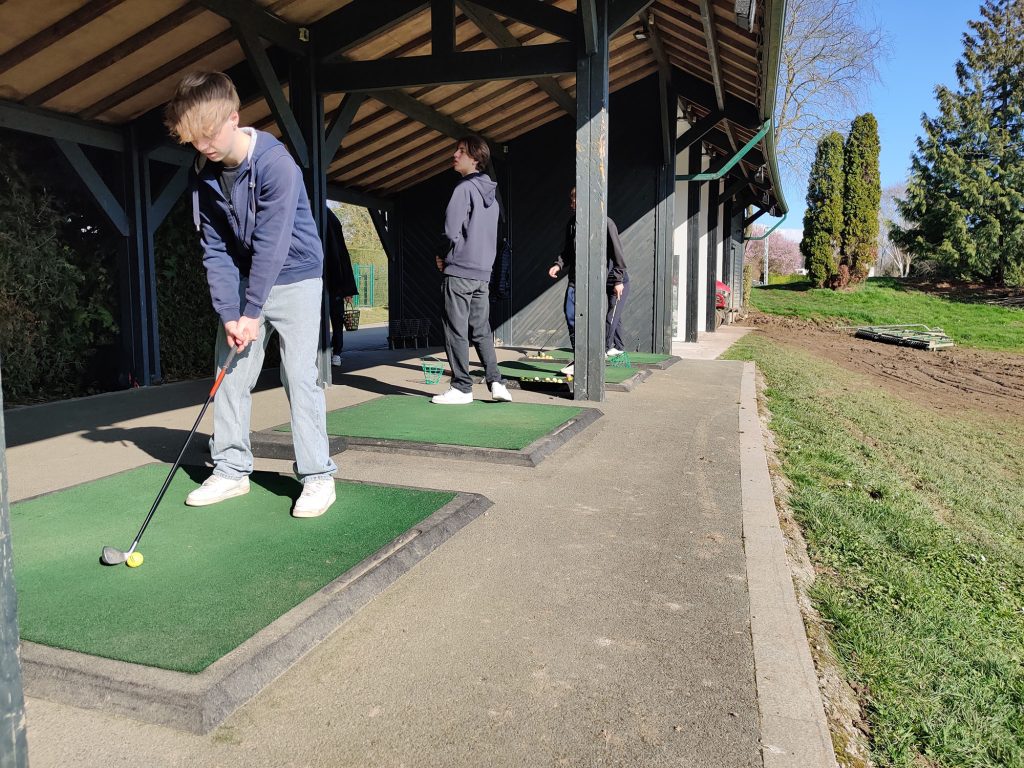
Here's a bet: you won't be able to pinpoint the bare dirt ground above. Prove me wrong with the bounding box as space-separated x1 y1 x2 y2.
742 311 1024 421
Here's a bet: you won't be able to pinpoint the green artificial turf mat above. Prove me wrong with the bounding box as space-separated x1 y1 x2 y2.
492 360 640 384
11 466 454 673
278 395 585 450
528 347 672 364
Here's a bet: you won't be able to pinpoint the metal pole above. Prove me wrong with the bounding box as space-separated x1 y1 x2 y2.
0 360 29 768
763 230 770 285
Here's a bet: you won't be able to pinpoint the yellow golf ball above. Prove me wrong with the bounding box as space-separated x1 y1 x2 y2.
126 552 144 568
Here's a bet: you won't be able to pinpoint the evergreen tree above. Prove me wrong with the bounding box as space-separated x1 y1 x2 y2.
800 132 845 287
894 0 1024 286
841 113 881 282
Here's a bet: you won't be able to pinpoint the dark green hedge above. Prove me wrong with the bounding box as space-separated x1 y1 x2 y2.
154 199 218 382
0 138 118 405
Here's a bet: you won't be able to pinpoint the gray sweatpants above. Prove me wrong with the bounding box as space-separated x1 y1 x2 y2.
441 275 501 393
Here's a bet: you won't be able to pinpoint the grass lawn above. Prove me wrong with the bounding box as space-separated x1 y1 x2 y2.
725 334 1024 767
751 277 1024 354
354 306 388 325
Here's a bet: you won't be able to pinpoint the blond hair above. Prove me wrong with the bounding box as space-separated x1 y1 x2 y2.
164 72 240 143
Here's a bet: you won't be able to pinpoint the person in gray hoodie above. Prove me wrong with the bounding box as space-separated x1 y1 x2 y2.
432 135 512 404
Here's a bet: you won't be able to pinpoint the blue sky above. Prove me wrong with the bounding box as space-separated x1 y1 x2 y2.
774 0 979 241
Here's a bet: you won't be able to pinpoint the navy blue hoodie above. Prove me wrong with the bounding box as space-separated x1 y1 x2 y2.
192 128 324 324
442 172 499 281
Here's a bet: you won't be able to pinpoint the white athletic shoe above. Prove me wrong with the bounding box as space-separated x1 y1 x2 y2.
490 381 512 402
331 354 342 366
606 348 623 357
559 362 575 376
431 387 473 405
185 475 250 507
292 479 337 518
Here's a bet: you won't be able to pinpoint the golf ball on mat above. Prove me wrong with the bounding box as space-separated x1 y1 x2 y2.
126 552 144 568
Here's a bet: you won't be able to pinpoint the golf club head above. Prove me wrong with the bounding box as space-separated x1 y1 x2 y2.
100 546 128 566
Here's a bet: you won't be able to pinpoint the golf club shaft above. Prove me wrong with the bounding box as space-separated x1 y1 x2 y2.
126 347 238 550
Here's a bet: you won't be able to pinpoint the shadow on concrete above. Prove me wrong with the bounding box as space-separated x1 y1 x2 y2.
79 425 213 465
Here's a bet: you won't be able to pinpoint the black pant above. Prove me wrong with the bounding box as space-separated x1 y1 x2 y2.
606 281 630 351
328 294 345 356
441 275 501 393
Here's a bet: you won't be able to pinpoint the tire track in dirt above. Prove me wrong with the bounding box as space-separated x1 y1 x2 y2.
744 312 1024 421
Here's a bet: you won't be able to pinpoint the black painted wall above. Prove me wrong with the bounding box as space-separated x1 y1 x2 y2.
391 74 666 352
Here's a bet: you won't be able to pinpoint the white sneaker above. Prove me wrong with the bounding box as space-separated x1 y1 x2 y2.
292 478 337 518
431 388 473 404
559 362 575 375
606 348 623 357
490 381 512 402
331 354 342 366
185 475 250 506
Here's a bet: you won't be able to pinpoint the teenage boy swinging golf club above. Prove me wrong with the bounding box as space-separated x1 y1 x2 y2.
164 71 337 518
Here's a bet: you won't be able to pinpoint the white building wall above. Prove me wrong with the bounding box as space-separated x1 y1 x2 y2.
696 166 710 335
672 141 690 342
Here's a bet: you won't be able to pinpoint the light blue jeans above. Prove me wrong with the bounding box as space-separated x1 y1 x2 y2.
212 277 337 484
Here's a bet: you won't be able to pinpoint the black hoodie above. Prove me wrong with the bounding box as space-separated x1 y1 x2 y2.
553 216 629 287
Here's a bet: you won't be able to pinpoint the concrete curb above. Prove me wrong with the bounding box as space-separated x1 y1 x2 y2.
739 362 838 768
21 484 492 734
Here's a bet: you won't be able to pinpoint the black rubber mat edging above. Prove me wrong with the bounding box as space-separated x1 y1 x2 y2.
250 408 603 467
607 368 653 392
21 484 491 734
517 354 681 370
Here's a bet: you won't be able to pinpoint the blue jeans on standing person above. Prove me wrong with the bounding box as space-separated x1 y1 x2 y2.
564 282 576 349
212 277 337 484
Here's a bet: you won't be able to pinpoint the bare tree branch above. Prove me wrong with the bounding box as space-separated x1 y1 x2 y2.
775 0 887 186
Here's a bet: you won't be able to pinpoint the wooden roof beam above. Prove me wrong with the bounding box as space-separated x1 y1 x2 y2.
319 42 576 92
461 0 577 40
0 0 126 76
193 0 309 55
670 68 758 128
457 0 575 115
369 90 477 143
433 0 456 55
323 94 368 171
22 5 206 108
696 0 765 201
314 0 429 63
609 0 657 38
234 23 308 165
697 0 728 115
0 99 123 151
80 30 235 120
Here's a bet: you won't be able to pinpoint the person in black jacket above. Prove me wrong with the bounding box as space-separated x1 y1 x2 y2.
323 208 359 367
548 187 630 375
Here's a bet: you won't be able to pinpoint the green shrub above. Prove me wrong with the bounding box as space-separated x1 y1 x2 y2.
0 140 117 404
154 199 218 381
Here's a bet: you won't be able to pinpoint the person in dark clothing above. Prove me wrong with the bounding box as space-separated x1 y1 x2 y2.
432 135 512 405
548 187 630 375
323 208 359 367
164 71 336 518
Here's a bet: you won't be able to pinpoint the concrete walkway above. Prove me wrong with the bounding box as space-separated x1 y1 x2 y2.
4 324 835 768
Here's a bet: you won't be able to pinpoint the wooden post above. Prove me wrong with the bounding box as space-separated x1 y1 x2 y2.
573 0 609 401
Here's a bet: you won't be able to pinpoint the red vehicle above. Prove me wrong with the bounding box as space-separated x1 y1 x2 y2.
715 280 731 327
715 280 731 309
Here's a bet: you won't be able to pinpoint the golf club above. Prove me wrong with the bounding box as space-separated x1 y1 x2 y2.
100 347 238 566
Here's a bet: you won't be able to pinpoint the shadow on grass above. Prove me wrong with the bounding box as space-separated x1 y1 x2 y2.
756 280 813 291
